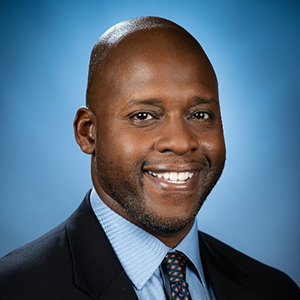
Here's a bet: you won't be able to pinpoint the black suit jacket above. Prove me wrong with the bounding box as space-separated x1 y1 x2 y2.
0 192 299 299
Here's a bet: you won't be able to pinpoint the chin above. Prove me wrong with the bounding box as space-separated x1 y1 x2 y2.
145 217 194 236
133 206 198 235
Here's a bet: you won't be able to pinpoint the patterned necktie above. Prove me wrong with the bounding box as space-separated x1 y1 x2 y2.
163 251 192 300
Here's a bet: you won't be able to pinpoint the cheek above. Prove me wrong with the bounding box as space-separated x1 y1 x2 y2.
200 132 226 162
118 134 141 157
98 127 151 165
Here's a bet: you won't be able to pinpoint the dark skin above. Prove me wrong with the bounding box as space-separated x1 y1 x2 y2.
74 20 226 248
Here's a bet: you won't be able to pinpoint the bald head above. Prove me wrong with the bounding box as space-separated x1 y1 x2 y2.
86 16 217 109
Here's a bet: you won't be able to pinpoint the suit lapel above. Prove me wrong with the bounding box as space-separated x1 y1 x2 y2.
66 191 138 300
199 232 265 300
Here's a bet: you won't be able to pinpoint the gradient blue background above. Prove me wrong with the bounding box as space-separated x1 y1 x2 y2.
1 0 299 286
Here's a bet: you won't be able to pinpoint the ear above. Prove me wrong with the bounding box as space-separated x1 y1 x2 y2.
73 107 96 154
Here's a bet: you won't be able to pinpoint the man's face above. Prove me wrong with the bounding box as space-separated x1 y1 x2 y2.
91 32 226 235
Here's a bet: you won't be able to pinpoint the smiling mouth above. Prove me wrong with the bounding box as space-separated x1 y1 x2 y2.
147 171 195 184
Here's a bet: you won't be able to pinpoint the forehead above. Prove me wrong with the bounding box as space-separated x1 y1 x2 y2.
94 28 218 106
106 28 212 69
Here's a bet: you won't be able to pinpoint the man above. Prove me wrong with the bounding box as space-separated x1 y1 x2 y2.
0 16 299 300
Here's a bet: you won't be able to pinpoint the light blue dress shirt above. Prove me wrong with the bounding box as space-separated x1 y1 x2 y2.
90 188 215 300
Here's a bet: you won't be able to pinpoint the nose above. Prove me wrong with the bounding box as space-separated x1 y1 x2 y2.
154 116 199 156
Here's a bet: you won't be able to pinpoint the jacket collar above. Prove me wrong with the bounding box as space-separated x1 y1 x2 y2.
65 191 138 300
199 232 265 300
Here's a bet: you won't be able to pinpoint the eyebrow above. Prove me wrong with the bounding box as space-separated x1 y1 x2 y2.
192 96 217 104
124 96 216 109
124 98 163 109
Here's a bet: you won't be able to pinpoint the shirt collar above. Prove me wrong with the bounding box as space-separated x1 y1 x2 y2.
90 188 206 290
175 219 207 287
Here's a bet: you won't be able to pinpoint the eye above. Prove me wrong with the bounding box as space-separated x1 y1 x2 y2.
128 110 161 127
133 112 154 120
192 111 211 119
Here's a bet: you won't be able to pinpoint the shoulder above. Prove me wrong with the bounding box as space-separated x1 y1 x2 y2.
0 191 111 299
0 221 87 299
0 191 93 285
199 231 299 298
0 222 70 280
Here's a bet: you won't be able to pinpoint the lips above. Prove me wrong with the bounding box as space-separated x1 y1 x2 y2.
147 171 194 184
143 163 201 191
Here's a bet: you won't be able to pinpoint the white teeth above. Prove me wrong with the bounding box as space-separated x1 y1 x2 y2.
148 171 194 183
178 172 186 181
170 172 177 181
163 172 170 180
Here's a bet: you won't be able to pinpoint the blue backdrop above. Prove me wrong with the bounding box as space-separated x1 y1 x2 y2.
0 0 299 285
